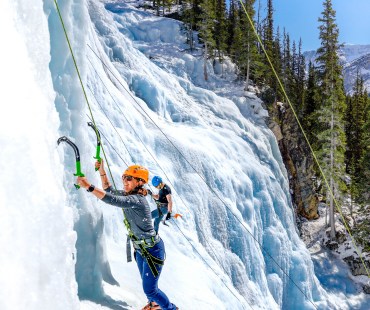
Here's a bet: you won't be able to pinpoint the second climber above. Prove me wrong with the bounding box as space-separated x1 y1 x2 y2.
148 176 173 234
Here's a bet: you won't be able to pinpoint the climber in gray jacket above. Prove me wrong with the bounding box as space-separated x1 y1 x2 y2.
77 159 178 310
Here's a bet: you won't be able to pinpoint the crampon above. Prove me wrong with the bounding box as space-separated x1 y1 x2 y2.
141 301 161 310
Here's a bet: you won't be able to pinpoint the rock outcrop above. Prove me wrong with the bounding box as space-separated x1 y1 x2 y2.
267 101 318 219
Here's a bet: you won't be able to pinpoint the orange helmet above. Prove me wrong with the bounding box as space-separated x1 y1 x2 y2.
123 165 149 183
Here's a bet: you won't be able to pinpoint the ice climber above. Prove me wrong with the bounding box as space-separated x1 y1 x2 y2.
148 176 173 234
77 159 178 310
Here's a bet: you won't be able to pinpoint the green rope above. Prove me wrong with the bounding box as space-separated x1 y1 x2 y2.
53 1 165 279
53 0 117 189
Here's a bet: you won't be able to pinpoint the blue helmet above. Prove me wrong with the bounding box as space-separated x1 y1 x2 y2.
152 176 163 187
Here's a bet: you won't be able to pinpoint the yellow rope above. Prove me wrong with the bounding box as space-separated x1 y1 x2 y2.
238 0 370 277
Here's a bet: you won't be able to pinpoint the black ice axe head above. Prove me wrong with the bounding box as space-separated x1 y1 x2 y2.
57 136 85 189
87 122 102 170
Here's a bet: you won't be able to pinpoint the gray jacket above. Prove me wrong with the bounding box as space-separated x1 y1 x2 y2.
102 186 156 240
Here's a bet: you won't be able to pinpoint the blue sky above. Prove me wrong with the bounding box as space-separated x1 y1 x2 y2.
271 0 370 51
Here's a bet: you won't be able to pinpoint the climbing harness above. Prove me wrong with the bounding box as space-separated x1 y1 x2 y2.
57 136 84 189
155 201 169 226
156 201 166 216
125 219 164 277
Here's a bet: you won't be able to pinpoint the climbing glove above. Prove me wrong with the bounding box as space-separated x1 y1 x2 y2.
165 212 171 220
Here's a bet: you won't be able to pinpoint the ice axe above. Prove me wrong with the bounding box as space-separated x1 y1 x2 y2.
162 213 183 227
57 136 84 189
87 122 101 170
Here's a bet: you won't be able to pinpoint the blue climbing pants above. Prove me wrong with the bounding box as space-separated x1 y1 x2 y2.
135 239 177 310
151 206 168 234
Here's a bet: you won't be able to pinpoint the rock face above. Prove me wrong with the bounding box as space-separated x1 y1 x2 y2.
263 96 370 294
343 254 370 293
267 101 318 219
343 255 370 276
364 283 370 294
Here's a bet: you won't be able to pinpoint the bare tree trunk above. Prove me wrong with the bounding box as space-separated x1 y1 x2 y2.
257 0 262 54
245 42 251 91
204 41 208 81
189 27 193 51
156 0 160 16
219 52 224 78
329 179 335 239
329 99 336 240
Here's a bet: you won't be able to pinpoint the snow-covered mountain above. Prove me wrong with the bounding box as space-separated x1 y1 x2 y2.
343 52 370 94
304 44 370 93
1 0 369 309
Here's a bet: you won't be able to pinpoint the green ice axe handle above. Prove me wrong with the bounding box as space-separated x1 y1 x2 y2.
74 161 85 176
87 122 102 171
57 136 85 189
73 162 85 189
94 145 101 171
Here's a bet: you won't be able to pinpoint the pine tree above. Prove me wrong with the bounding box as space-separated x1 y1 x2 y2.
354 90 370 251
289 39 306 118
345 74 368 206
226 0 237 55
262 0 274 86
272 26 282 99
304 61 320 144
153 0 161 16
214 0 228 62
181 0 194 50
229 3 243 69
295 38 306 118
198 0 216 80
238 0 263 87
359 91 370 203
282 31 293 95
315 0 346 239
256 0 263 54
183 0 203 31
180 0 204 50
